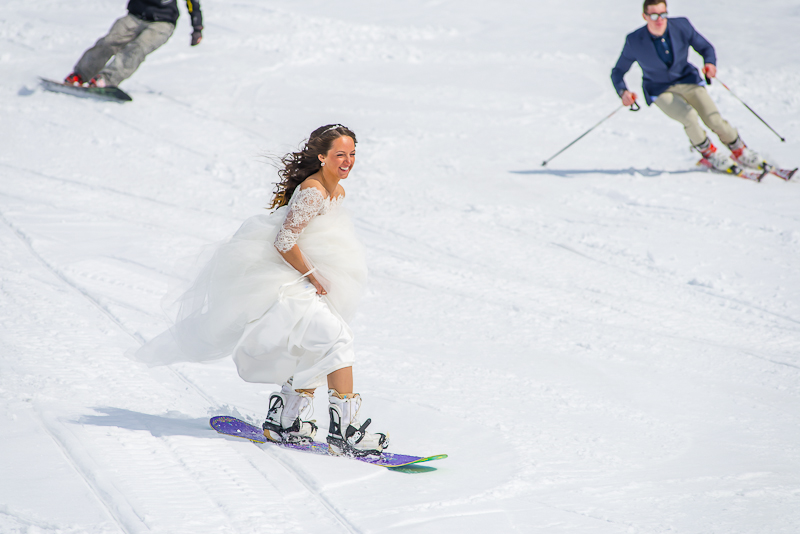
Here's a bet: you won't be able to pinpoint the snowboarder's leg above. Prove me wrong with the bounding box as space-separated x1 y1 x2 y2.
327 366 353 395
288 295 357 392
74 15 142 81
98 20 175 87
654 88 708 146
327 389 389 457
262 378 318 443
275 292 386 455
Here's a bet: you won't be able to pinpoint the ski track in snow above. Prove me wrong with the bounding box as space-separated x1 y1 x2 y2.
2 0 800 532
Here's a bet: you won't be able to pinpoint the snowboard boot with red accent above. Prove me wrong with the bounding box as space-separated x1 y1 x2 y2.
64 72 84 86
696 137 737 173
88 75 108 88
327 389 388 457
262 379 317 443
728 136 768 170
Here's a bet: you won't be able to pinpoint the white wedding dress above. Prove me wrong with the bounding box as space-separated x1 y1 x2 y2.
133 186 367 390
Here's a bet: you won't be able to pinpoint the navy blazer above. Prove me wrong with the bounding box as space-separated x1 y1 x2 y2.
611 17 716 105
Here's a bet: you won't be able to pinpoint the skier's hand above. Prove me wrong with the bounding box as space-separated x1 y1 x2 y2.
621 90 637 107
703 64 716 78
191 28 203 46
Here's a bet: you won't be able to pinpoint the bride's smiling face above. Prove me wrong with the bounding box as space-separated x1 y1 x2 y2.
319 136 356 180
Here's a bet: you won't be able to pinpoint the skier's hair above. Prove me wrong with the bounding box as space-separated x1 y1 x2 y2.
643 0 666 12
269 124 357 209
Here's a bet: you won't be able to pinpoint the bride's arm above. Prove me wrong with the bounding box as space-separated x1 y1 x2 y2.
274 184 328 295
277 246 326 295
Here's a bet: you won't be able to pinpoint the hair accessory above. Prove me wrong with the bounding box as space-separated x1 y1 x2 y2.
321 124 344 135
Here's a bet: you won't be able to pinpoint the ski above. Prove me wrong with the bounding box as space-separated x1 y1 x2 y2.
40 77 132 103
763 164 797 181
209 416 447 470
697 158 768 182
734 155 796 181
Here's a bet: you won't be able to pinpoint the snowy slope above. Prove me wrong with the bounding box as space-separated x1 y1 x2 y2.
2 0 800 532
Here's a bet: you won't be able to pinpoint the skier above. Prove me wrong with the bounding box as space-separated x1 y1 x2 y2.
611 0 766 173
64 0 203 89
133 125 389 457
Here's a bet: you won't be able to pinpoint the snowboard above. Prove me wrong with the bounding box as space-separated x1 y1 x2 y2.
40 77 132 103
210 415 447 469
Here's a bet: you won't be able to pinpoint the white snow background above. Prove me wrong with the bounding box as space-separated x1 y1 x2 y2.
2 0 800 532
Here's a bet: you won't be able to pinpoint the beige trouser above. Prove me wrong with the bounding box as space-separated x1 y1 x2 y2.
654 84 738 147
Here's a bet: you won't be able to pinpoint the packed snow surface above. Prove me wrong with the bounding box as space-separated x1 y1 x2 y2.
2 0 800 532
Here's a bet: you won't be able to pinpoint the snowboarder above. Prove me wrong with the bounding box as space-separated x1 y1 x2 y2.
133 125 389 457
611 0 766 173
64 0 203 89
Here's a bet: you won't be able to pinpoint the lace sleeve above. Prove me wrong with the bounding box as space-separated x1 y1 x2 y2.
274 187 326 252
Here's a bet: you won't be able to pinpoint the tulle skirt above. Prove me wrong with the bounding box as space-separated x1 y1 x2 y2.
132 205 367 389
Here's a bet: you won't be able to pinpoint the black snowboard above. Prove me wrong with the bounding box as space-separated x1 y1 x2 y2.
40 78 132 103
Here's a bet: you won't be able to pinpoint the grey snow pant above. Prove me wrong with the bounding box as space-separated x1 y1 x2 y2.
74 14 175 87
654 83 738 147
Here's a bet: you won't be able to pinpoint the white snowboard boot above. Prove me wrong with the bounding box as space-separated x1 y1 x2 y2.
327 389 389 457
729 136 768 170
262 379 318 443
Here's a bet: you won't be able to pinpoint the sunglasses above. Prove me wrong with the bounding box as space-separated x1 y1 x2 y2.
645 12 669 20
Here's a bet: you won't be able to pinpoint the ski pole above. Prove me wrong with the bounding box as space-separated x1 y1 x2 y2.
542 101 640 166
706 75 786 142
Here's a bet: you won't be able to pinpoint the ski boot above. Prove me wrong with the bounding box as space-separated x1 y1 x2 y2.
327 389 389 457
728 136 768 170
64 72 84 86
262 379 317 443
697 138 738 173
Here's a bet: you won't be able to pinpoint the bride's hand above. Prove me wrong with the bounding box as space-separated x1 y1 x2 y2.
308 274 327 295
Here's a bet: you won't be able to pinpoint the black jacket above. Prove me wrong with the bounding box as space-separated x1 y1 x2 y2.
127 0 203 29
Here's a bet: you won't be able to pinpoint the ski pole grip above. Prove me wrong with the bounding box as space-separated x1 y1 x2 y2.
705 74 712 85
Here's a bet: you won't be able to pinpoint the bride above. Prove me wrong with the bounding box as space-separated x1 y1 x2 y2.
134 124 388 456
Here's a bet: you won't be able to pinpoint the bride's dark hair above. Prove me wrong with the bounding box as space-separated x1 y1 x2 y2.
269 124 357 209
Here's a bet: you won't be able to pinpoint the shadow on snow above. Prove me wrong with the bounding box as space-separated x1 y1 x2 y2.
76 406 239 439
510 167 698 178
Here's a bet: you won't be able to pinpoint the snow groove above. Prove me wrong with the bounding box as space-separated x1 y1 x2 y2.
0 161 228 223
34 407 146 534
257 444 365 534
0 209 146 345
